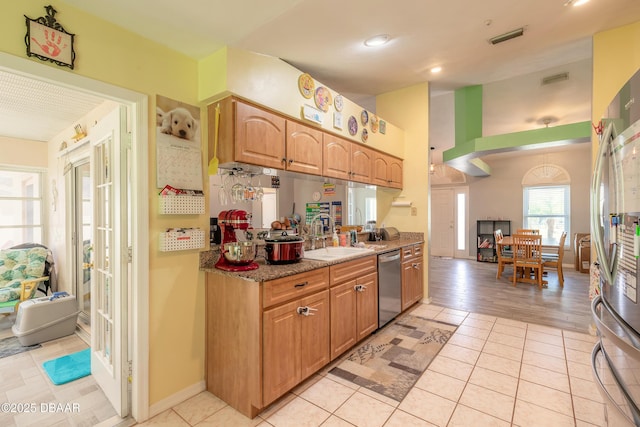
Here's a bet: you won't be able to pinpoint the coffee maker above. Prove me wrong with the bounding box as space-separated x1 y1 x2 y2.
215 209 259 271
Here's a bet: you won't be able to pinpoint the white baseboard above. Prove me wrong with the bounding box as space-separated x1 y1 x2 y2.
148 380 206 418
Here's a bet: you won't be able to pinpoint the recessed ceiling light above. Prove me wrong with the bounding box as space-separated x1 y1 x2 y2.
431 66 442 73
364 34 390 47
564 0 589 6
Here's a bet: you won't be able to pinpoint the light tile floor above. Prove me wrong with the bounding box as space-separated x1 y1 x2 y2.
137 303 605 427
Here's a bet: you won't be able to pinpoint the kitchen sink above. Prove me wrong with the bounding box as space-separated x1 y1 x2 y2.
303 246 375 261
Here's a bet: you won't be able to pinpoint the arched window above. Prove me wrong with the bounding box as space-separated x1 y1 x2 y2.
521 164 570 246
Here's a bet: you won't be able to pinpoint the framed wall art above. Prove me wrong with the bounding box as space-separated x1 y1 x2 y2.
25 5 75 69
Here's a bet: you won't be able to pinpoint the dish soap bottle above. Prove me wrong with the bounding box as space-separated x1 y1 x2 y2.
332 230 339 247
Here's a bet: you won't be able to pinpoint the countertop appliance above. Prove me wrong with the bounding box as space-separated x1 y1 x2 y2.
381 227 400 241
263 233 304 264
378 249 401 328
591 69 640 426
215 209 259 272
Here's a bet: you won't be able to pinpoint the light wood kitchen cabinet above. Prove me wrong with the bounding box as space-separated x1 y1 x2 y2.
373 151 403 189
211 96 403 187
217 98 287 169
263 289 330 405
401 244 424 311
323 133 351 180
205 267 330 418
286 120 323 176
212 97 324 174
351 144 374 184
329 256 378 360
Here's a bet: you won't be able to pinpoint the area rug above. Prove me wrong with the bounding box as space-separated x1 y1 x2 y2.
329 313 456 402
0 336 41 359
43 347 91 385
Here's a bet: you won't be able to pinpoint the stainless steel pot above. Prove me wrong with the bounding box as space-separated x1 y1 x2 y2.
223 242 257 265
264 234 304 264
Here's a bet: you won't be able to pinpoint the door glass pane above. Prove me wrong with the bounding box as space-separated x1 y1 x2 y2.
77 162 93 325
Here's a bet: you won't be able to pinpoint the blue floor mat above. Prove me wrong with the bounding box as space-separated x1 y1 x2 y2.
43 348 91 385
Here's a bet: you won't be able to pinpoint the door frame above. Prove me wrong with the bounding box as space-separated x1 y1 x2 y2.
0 52 150 421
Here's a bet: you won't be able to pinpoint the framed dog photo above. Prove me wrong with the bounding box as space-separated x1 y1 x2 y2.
25 6 75 69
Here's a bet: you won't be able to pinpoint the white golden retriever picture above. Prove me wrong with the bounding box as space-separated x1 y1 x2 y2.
160 107 199 141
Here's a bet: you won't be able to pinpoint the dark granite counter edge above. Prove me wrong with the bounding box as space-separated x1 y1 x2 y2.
200 235 424 282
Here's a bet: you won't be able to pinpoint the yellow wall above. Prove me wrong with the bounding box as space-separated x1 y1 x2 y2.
1 1 205 407
376 83 430 296
592 21 640 125
199 47 405 158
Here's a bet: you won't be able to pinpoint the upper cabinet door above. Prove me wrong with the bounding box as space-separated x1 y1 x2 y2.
286 121 323 176
371 153 390 186
235 101 286 169
323 134 351 181
388 157 403 189
351 145 373 183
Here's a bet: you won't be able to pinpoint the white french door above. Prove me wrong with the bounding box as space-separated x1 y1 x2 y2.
90 106 130 417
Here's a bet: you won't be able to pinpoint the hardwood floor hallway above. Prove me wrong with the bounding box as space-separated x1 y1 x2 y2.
428 256 593 334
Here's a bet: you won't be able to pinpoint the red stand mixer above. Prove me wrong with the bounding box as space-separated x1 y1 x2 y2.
215 209 259 271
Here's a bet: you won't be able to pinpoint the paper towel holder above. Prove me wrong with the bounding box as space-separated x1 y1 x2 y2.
391 198 412 207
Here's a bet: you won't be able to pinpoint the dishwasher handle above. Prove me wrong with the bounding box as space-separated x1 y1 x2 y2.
378 251 401 263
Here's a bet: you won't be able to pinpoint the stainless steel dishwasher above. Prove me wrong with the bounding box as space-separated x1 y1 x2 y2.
378 249 402 328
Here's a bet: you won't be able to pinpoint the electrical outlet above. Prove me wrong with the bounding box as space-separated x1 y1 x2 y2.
411 207 417 216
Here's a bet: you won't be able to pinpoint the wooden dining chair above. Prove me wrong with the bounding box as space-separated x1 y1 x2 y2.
542 231 567 287
494 229 513 279
512 233 544 289
516 229 540 235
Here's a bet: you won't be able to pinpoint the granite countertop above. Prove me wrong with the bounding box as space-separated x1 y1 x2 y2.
200 233 424 282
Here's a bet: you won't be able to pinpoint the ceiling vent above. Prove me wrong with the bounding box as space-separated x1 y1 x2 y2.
542 72 569 85
488 28 525 45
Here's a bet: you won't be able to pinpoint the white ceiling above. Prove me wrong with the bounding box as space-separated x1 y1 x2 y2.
3 0 640 146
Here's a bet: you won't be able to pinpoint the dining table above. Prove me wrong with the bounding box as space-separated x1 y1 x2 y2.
496 235 560 286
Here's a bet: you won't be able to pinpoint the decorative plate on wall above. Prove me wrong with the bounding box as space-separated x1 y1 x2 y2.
379 120 386 135
298 73 315 99
334 94 344 112
361 110 369 126
361 128 368 143
370 115 379 133
348 116 358 136
315 86 332 112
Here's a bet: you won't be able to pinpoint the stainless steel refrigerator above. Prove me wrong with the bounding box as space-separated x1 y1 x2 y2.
591 68 640 426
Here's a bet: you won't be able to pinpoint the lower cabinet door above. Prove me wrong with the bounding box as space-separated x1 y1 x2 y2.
263 299 301 406
300 290 330 379
356 272 379 341
330 281 357 360
263 290 330 406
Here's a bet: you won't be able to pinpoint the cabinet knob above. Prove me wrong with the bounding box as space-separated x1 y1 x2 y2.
354 284 367 292
282 157 287 163
412 263 419 269
288 159 294 165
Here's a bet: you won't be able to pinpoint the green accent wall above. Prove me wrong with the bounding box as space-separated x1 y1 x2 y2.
454 85 483 145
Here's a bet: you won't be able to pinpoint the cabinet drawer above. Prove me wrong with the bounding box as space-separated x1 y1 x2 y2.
330 256 376 287
401 243 424 261
263 268 329 309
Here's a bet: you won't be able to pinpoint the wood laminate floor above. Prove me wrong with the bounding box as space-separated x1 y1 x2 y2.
428 256 593 334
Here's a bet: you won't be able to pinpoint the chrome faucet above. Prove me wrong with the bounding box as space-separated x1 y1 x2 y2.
309 213 335 250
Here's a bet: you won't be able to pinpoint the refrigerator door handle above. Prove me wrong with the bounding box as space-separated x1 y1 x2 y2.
591 341 640 424
591 295 640 363
591 121 618 285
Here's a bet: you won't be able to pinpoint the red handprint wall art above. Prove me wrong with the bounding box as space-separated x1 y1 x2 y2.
25 5 75 69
